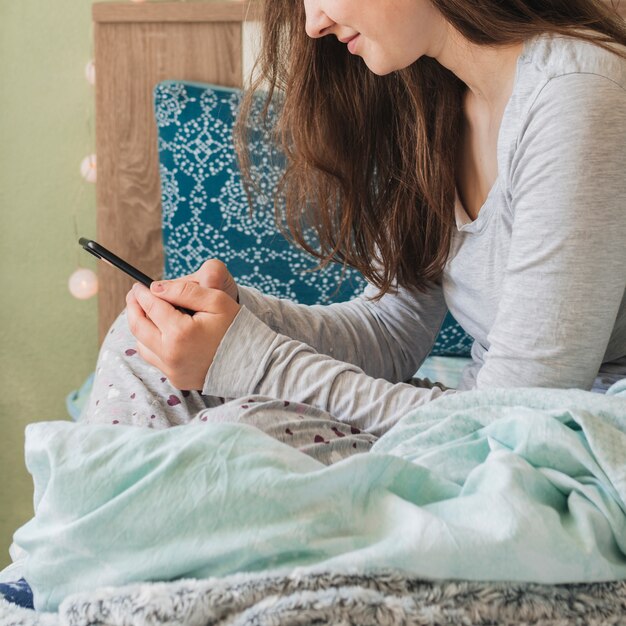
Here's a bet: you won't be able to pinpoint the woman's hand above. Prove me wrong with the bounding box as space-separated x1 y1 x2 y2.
170 259 239 302
126 280 241 391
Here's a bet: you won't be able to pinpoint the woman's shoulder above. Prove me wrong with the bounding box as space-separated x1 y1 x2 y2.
520 31 626 90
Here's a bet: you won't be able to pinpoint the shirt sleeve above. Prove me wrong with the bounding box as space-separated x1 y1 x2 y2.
202 306 454 436
477 73 626 390
237 279 447 384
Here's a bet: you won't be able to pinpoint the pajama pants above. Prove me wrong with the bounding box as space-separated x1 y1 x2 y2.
82 310 379 465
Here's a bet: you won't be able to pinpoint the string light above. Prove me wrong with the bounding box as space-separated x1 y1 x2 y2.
85 60 96 86
69 268 99 299
70 56 99 301
80 154 97 183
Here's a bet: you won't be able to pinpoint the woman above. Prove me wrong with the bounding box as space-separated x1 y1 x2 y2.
85 0 626 462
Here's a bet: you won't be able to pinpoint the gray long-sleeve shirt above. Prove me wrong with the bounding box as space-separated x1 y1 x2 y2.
202 33 626 435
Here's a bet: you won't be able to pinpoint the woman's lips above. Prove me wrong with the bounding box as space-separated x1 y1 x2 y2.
346 34 360 54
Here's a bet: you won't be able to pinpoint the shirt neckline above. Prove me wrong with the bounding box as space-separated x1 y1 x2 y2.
453 36 534 233
454 178 501 233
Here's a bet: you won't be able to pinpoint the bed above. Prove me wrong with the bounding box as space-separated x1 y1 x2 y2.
1 2 626 624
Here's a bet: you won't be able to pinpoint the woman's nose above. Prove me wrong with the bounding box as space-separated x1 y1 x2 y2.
303 0 334 38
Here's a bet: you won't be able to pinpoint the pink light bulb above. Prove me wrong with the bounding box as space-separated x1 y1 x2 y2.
69 268 99 300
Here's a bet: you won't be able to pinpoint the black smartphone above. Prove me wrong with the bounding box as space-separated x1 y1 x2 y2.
78 238 194 315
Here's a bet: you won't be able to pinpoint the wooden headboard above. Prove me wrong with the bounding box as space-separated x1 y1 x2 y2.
93 0 259 342
93 0 625 343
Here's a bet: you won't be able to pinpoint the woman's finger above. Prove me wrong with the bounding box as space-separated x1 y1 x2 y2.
149 280 229 315
133 283 185 331
126 288 163 353
150 260 238 301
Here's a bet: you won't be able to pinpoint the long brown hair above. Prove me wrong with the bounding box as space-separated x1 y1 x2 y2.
236 0 626 298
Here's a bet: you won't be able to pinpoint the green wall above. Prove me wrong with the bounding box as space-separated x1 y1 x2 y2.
0 1 98 568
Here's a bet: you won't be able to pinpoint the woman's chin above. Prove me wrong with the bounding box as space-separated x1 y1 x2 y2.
362 59 395 76
362 55 414 76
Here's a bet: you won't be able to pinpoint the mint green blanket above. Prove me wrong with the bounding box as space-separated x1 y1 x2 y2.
14 384 626 612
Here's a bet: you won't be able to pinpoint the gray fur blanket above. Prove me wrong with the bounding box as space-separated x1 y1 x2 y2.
2 570 626 626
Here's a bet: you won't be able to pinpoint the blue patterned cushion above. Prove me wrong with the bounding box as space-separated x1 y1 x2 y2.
154 81 472 357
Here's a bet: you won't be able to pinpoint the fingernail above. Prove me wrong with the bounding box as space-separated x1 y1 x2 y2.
151 281 165 293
